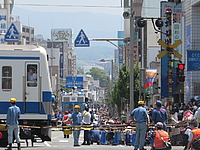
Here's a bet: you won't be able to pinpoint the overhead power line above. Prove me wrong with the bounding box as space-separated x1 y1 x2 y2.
14 3 122 8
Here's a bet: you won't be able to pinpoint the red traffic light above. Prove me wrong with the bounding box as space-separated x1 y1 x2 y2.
178 64 185 70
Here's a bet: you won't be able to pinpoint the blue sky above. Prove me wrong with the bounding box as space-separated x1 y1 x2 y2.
14 0 123 15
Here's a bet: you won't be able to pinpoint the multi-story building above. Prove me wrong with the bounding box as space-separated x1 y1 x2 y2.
184 0 200 102
22 25 34 44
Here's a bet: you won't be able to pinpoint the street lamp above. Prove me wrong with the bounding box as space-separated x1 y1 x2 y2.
99 59 114 87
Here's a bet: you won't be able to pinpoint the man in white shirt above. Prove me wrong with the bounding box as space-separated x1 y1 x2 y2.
82 107 91 145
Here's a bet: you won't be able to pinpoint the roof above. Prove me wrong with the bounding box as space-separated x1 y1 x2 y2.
0 45 42 51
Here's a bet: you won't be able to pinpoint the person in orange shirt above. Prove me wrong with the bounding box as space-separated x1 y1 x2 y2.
62 111 71 138
146 122 170 150
186 120 200 150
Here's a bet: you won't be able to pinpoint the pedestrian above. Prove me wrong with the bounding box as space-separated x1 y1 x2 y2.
67 105 82 147
62 111 71 138
152 100 168 131
186 120 200 150
82 107 91 145
194 104 200 127
6 98 21 150
146 122 170 150
130 101 150 150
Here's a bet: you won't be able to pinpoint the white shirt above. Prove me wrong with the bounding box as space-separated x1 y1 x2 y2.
194 107 200 121
82 111 91 124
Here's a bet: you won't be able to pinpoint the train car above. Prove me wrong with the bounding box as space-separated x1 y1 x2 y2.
0 45 52 147
62 96 86 112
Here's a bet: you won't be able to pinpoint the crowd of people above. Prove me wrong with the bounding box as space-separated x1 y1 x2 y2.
50 98 200 150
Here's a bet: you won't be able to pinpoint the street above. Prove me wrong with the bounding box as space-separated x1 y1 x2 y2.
1 129 185 150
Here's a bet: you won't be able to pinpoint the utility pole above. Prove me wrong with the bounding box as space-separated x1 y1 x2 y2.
129 0 134 112
166 10 173 110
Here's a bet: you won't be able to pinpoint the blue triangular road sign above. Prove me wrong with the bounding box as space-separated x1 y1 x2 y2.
5 23 20 42
74 29 90 47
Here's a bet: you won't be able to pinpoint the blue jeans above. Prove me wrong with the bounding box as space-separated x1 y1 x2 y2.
134 122 147 149
73 129 80 145
7 125 20 144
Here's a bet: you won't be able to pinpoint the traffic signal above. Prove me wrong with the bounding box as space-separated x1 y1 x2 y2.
137 18 146 27
177 64 185 82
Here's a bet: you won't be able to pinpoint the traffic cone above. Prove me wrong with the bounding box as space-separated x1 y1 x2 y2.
101 131 106 145
112 130 119 145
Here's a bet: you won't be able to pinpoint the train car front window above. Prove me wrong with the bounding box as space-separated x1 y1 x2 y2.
2 66 12 90
27 65 37 87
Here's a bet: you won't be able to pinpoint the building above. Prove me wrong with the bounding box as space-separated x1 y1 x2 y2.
22 25 34 44
184 0 200 102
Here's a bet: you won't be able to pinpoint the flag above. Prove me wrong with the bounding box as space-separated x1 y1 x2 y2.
145 69 157 91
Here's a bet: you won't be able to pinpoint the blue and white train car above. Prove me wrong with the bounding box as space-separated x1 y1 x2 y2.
0 45 52 145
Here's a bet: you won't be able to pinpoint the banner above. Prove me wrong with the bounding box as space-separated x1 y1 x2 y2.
145 70 157 91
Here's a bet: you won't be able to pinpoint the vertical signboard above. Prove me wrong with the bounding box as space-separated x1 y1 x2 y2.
133 32 138 64
186 25 191 50
118 31 124 66
0 9 7 43
60 54 64 78
160 1 176 98
186 72 191 102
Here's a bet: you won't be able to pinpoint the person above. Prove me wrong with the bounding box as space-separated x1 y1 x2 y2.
186 120 200 150
152 100 168 131
67 105 82 147
82 107 91 145
90 129 101 145
180 124 191 150
62 111 71 138
194 104 200 127
130 101 150 150
6 98 21 150
27 66 37 86
146 122 170 150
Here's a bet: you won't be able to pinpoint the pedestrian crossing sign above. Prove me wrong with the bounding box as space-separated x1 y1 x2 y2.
5 23 20 42
74 29 90 47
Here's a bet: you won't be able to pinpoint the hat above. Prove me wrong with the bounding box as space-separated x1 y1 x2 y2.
155 122 163 128
65 111 69 114
74 105 80 109
10 98 16 103
29 66 36 71
138 101 145 105
155 100 162 105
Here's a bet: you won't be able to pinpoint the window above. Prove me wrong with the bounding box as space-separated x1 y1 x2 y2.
26 37 29 41
2 66 12 90
31 30 34 34
22 27 25 32
26 28 30 33
27 65 37 87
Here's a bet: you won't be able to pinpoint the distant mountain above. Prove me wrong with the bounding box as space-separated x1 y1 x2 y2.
12 7 122 67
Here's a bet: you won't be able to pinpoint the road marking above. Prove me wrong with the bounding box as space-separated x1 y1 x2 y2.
59 140 69 142
44 141 51 147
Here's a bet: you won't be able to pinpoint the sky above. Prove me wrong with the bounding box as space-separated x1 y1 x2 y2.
8 0 124 67
11 0 124 39
13 0 123 15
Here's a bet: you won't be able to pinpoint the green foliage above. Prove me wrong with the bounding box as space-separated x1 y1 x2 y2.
111 64 140 115
86 67 109 87
77 67 84 75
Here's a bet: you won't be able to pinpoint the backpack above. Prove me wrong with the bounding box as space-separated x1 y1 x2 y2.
192 136 200 149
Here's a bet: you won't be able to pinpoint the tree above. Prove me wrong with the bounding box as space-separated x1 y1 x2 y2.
111 64 140 116
77 67 84 75
86 67 109 87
